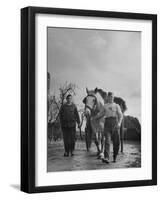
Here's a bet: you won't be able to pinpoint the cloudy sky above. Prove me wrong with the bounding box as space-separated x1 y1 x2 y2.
47 27 141 121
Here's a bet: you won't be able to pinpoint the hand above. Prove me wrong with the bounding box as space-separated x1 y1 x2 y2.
78 123 81 129
115 124 121 129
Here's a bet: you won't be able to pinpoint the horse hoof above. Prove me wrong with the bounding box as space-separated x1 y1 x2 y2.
97 153 104 159
102 158 109 164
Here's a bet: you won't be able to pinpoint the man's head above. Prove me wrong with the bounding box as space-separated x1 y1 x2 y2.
66 94 72 104
107 92 114 103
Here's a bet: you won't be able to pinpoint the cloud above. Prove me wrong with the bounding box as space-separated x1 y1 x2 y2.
129 89 141 99
48 28 141 121
89 35 108 49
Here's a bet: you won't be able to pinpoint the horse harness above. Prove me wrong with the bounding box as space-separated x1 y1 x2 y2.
83 94 100 116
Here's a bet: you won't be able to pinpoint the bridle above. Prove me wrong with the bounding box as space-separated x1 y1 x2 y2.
84 94 97 112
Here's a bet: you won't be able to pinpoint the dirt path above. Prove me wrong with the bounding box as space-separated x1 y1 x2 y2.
47 140 141 172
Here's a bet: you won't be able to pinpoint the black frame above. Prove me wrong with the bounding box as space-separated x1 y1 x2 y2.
21 6 157 193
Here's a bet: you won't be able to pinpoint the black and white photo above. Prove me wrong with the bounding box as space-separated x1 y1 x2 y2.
47 27 141 172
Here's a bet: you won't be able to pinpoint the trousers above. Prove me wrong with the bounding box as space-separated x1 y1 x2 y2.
104 117 120 160
62 127 76 154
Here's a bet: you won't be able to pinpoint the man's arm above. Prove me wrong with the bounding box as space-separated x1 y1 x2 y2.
74 106 80 125
95 107 106 120
116 104 123 126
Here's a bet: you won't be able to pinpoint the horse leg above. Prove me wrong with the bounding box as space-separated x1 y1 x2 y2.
100 133 105 158
90 118 100 155
94 132 102 157
85 129 89 151
120 119 124 153
120 134 123 153
97 132 105 159
96 132 105 159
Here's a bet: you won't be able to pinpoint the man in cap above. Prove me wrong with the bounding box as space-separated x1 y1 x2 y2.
95 92 123 163
59 94 81 157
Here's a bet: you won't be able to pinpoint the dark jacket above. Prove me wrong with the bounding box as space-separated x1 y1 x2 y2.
59 103 80 128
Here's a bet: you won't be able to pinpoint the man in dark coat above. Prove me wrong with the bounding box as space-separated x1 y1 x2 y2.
59 94 80 156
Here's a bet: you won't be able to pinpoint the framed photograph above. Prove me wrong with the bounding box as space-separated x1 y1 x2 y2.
21 6 157 193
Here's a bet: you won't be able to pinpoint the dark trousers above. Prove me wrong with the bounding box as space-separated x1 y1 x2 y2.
62 127 76 154
104 117 120 160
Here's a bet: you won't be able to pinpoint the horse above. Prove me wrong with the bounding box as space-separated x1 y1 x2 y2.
82 87 127 157
82 88 105 158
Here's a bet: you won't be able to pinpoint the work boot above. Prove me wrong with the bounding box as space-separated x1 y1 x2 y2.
113 155 116 163
64 152 69 157
102 158 109 164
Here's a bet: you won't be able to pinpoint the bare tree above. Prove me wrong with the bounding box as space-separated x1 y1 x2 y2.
59 82 77 105
49 82 78 123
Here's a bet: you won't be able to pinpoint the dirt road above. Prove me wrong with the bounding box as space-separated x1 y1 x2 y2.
47 140 141 172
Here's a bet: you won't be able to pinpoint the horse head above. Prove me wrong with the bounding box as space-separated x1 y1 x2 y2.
83 88 97 111
83 87 104 117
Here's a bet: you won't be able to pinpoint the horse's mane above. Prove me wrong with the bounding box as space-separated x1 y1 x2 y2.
95 92 104 106
95 88 127 113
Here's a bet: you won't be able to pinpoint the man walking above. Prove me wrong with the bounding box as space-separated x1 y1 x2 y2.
95 92 123 163
59 94 80 157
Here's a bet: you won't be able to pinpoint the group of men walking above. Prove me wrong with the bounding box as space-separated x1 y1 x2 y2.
59 92 123 163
